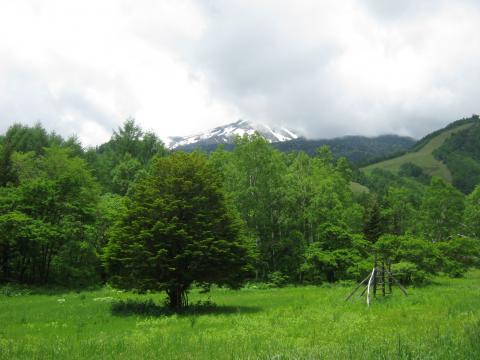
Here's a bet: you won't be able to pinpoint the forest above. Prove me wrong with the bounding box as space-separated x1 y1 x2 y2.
1 118 479 300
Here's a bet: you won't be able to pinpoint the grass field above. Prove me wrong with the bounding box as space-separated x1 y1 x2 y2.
362 123 473 182
1 271 480 359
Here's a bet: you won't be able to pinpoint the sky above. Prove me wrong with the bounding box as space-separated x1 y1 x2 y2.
1 0 480 146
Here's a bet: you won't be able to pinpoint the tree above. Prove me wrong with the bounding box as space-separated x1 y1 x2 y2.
464 184 480 238
104 152 253 309
88 118 167 193
111 153 142 195
0 140 17 186
0 147 101 285
375 235 440 277
435 236 480 277
420 177 464 242
226 134 287 278
363 195 383 243
301 224 367 283
383 187 415 235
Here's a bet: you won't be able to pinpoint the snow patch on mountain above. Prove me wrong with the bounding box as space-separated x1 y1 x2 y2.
165 120 300 149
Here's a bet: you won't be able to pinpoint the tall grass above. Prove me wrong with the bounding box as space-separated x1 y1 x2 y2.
1 271 479 359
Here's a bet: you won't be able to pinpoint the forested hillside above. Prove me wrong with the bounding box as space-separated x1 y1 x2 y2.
177 134 415 166
0 119 479 294
434 119 480 193
362 115 480 193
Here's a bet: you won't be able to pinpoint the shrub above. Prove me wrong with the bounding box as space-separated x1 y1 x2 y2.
391 261 428 285
267 271 289 287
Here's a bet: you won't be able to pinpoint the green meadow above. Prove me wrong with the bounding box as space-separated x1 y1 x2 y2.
1 271 480 360
362 123 474 181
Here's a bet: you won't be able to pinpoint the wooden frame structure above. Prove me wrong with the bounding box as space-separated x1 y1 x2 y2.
345 257 408 305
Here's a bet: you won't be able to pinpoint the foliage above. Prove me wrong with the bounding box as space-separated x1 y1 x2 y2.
87 119 167 193
301 224 368 283
375 235 440 283
420 177 464 242
436 236 480 277
104 152 253 309
363 195 383 243
362 120 476 185
434 120 480 193
0 147 100 286
1 119 480 291
464 184 480 238
391 261 428 285
382 187 416 235
398 162 431 184
177 134 415 166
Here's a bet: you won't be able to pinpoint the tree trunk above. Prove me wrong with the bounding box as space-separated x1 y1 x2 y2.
167 286 188 310
1 244 9 281
326 269 335 283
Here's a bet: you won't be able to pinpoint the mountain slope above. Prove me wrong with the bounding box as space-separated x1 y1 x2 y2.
273 135 415 165
165 120 299 149
434 119 480 193
168 120 416 165
362 116 479 188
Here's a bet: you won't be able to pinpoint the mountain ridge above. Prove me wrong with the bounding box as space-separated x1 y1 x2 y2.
164 119 300 149
167 119 416 165
361 115 480 193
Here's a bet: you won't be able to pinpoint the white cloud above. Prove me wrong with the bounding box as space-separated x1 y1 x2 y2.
189 0 480 138
0 0 239 146
1 0 480 145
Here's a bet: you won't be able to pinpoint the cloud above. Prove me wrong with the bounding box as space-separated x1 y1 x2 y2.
1 0 480 144
0 0 238 146
187 0 480 138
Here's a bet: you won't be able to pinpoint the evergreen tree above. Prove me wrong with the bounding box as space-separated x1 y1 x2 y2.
0 140 17 186
363 195 383 244
104 152 253 309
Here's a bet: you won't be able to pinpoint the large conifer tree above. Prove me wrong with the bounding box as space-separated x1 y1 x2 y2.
104 152 253 309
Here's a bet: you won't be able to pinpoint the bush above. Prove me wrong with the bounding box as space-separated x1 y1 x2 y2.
267 271 289 287
391 262 428 285
0 284 32 297
436 236 480 277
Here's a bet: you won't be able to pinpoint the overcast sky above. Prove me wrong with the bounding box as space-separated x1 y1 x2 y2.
1 0 480 146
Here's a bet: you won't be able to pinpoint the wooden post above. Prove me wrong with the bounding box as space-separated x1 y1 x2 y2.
367 268 375 306
382 260 386 297
388 270 408 296
388 261 392 294
373 255 377 298
360 285 368 297
345 274 372 301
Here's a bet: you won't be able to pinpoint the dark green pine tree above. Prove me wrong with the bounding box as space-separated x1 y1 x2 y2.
0 140 17 187
104 152 253 309
363 195 383 244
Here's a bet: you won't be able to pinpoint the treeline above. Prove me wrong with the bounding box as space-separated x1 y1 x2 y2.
0 120 479 289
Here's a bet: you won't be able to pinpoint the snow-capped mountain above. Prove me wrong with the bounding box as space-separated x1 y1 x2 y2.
165 120 300 149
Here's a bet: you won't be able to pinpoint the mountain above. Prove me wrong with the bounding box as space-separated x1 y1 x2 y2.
167 119 415 165
165 119 299 149
362 115 480 193
273 135 415 165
